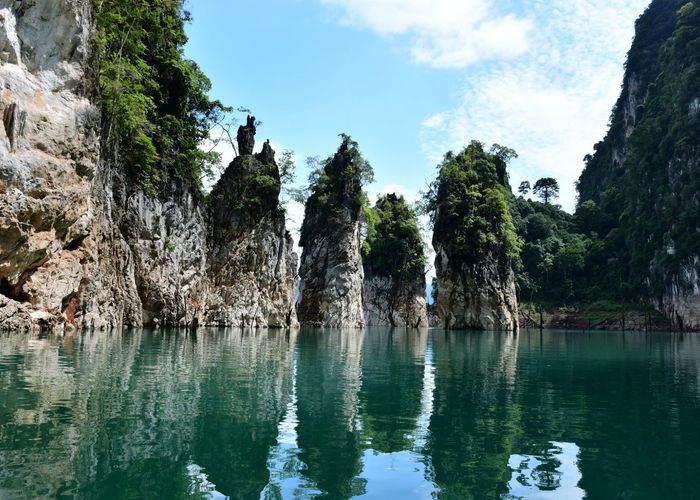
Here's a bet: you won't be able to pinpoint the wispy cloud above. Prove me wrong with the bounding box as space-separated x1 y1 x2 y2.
321 0 532 68
322 0 649 211
420 0 649 211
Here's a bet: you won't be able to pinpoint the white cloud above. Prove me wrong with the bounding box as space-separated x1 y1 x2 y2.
321 0 532 68
369 183 421 204
419 0 649 212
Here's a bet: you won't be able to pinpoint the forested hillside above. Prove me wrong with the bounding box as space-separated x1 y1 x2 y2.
517 0 699 328
575 0 700 327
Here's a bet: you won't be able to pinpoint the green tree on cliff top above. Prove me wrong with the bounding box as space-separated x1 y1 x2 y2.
299 134 374 247
533 178 560 204
363 193 426 282
423 140 521 266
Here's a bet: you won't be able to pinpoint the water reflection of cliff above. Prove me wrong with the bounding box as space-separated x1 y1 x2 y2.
514 330 700 499
0 329 297 499
426 331 522 499
358 329 428 453
3 329 700 499
294 328 366 498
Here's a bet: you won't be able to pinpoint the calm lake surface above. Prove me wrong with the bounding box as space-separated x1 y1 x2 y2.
1 328 699 499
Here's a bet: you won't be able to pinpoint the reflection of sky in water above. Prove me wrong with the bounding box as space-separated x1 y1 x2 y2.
257 333 441 499
504 442 585 500
142 335 584 500
411 338 436 451
356 450 435 499
261 357 323 499
354 338 438 499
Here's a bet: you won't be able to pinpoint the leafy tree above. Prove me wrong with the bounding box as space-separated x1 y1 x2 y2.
93 0 230 195
518 181 531 196
489 144 518 186
525 213 554 241
423 141 521 266
510 195 597 303
533 178 560 204
362 194 426 283
573 200 602 236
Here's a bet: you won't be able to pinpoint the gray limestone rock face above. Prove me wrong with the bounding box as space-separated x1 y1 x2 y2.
296 138 367 328
236 115 256 156
363 275 427 327
360 192 427 328
0 0 102 331
434 246 518 331
663 257 700 331
205 148 297 328
0 1 298 331
297 222 364 328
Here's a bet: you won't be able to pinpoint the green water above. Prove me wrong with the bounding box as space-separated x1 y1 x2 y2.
1 329 699 499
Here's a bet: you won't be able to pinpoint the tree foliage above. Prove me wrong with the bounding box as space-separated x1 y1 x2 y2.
423 141 521 266
510 196 593 303
93 0 229 195
299 135 374 247
518 181 531 196
533 178 560 204
362 194 426 283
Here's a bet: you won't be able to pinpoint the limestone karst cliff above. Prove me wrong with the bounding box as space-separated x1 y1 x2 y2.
205 118 298 327
426 142 519 330
0 0 297 330
362 194 427 327
576 0 700 330
296 136 370 328
0 0 103 329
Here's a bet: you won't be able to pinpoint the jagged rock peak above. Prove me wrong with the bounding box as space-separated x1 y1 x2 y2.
256 139 275 165
429 141 519 330
0 2 299 331
237 115 256 156
296 135 371 328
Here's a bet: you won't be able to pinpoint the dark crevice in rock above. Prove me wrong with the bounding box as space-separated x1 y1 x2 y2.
3 103 26 152
0 278 30 303
65 234 87 251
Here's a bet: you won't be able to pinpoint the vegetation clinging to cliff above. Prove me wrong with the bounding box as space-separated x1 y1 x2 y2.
576 0 685 205
362 194 425 283
93 0 228 195
572 0 700 303
622 1 700 296
423 141 521 266
299 135 374 247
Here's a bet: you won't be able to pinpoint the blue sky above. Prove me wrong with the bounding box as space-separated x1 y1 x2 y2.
184 0 650 273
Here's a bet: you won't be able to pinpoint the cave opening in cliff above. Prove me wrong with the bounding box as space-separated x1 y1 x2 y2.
0 278 30 303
